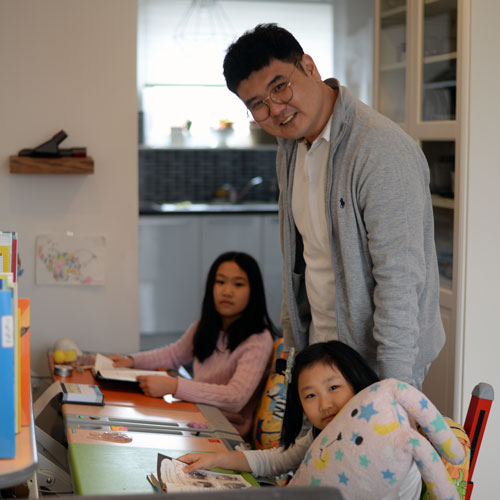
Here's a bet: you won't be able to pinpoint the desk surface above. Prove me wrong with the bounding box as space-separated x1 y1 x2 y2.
62 402 208 427
51 354 246 495
66 411 238 495
68 440 256 496
53 361 197 410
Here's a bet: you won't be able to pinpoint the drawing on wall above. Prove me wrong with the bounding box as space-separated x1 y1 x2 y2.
36 233 106 285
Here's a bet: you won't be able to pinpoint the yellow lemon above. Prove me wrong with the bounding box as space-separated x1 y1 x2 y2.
64 349 77 363
53 349 66 364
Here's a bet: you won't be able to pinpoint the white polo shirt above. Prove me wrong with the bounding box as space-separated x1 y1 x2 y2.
291 114 337 343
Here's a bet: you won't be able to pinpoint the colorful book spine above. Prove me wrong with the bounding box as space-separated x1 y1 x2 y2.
0 232 12 274
0 272 19 433
19 298 31 426
11 232 18 282
0 288 15 458
0 231 18 282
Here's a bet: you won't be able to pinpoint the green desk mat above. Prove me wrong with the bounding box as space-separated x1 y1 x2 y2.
68 443 258 495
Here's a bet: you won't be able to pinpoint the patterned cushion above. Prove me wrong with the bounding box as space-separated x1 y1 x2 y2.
252 337 287 450
420 417 471 500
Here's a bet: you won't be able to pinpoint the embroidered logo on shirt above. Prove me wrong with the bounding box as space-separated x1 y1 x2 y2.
340 198 345 209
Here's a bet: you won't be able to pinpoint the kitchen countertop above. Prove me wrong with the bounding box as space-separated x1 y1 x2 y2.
140 201 279 215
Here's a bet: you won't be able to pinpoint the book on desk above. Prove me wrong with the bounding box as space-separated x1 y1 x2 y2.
61 382 104 406
155 454 257 492
92 353 169 382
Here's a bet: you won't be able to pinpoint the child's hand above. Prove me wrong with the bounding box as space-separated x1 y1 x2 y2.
178 451 251 473
109 355 134 368
179 453 220 472
137 374 178 397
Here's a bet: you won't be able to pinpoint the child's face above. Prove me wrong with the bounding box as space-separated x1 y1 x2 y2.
213 261 250 329
298 361 355 431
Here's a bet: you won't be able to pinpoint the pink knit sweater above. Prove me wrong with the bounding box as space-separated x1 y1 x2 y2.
132 321 274 438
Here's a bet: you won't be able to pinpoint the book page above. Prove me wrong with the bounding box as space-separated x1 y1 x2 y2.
158 455 251 492
94 353 168 382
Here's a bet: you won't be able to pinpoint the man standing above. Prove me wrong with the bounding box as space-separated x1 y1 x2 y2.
223 24 444 389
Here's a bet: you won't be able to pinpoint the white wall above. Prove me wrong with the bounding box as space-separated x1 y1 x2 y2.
457 0 500 496
0 0 139 376
333 0 373 105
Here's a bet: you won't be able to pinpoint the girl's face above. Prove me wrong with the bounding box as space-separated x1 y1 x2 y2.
298 361 355 431
213 261 250 330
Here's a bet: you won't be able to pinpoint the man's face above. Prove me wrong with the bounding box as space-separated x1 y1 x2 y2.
236 55 327 143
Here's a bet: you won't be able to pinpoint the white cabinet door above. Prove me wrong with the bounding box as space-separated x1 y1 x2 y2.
375 0 459 415
139 213 282 337
139 216 202 334
200 215 262 281
261 215 283 329
422 302 455 416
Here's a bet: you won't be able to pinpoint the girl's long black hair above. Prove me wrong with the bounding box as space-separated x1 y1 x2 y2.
193 251 278 362
281 341 380 449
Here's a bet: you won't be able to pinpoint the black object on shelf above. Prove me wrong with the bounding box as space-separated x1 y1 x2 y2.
18 130 87 158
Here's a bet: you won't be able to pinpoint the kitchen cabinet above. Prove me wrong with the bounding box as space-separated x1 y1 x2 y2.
374 0 459 415
139 216 202 334
200 215 262 282
139 213 282 338
261 216 283 331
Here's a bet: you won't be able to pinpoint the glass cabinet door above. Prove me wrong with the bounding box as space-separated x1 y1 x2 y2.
378 0 407 123
421 140 455 290
421 0 457 121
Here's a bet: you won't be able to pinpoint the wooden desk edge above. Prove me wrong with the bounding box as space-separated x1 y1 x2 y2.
0 417 38 488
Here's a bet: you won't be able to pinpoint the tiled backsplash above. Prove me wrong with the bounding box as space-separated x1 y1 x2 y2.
139 147 279 203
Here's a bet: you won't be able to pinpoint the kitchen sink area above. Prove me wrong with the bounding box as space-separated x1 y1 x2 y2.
140 201 278 214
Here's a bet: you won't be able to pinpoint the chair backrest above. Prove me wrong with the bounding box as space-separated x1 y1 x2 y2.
251 337 288 450
463 382 494 500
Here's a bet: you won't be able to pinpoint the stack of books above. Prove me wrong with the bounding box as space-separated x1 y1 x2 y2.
0 230 31 459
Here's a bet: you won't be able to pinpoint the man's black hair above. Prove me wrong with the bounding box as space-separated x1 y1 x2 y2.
223 23 304 95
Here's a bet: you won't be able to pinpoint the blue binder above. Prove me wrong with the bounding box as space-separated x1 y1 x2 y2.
0 288 15 458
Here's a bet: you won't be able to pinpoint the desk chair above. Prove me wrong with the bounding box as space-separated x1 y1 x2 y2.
463 382 494 500
421 382 494 500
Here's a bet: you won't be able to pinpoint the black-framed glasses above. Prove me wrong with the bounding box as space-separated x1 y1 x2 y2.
247 61 299 122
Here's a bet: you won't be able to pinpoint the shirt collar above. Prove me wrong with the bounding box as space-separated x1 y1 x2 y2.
299 112 333 151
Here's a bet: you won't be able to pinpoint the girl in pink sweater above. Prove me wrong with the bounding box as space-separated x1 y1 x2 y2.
111 251 277 438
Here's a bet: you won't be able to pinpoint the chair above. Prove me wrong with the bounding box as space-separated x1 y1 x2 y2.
251 337 287 450
463 382 494 500
420 382 494 500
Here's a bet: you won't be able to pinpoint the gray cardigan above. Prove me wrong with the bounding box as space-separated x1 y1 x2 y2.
277 79 445 387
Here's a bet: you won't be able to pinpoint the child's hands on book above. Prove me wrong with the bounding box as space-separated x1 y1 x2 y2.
137 374 178 397
109 354 134 368
178 451 251 474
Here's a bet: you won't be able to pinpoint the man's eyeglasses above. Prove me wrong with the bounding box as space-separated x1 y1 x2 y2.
247 61 299 122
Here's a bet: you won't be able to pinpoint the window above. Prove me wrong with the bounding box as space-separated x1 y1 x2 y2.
138 0 334 147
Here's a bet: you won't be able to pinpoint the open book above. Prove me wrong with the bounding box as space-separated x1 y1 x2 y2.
156 454 255 492
92 353 168 383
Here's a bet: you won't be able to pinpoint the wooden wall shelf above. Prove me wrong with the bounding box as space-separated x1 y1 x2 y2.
9 155 94 174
